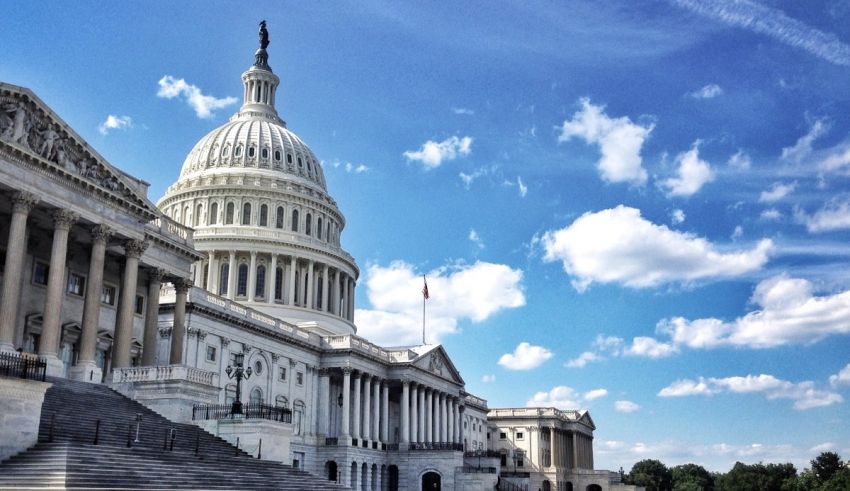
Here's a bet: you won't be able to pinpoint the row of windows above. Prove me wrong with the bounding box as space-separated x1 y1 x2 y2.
32 262 145 314
205 347 305 386
216 263 332 308
206 144 321 180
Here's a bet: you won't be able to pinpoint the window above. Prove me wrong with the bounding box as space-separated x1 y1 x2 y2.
274 267 283 301
274 150 281 161
33 261 49 285
291 209 299 232
297 157 302 167
317 217 323 239
255 265 266 298
286 153 292 164
223 145 230 157
206 345 216 362
296 371 304 385
278 366 287 381
305 213 312 236
254 360 263 374
219 263 229 295
225 203 234 224
248 146 256 158
66 273 85 296
516 432 524 440
464 421 468 429
275 206 284 228
135 295 145 315
237 264 248 296
259 204 268 227
326 223 330 242
195 204 202 227
499 432 507 440
500 453 507 467
209 202 218 225
242 203 251 225
293 400 305 435
249 387 263 405
275 395 288 408
234 145 242 157
101 285 116 306
261 148 268 159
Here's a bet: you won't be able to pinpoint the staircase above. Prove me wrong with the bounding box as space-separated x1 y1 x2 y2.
0 377 347 489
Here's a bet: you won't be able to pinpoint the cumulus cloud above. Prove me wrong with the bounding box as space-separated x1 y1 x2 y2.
795 198 850 232
625 336 678 358
670 0 850 66
727 150 752 170
565 351 603 368
584 389 609 400
689 84 724 99
404 136 472 169
542 205 773 291
818 141 850 174
781 119 829 163
661 143 715 197
658 373 843 411
760 208 783 221
355 260 525 346
615 400 641 413
97 114 133 135
830 363 850 387
558 98 653 185
759 182 796 203
157 75 237 119
498 342 553 370
671 209 685 224
527 386 583 410
481 374 496 383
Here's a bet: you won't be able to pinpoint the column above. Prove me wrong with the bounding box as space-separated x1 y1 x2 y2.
226 251 236 299
38 210 79 375
440 393 448 442
206 251 216 291
550 428 559 469
141 269 163 366
310 367 320 436
305 259 315 309
193 261 204 288
269 254 278 302
169 278 190 364
589 436 594 469
458 405 465 448
332 269 340 315
448 398 455 444
400 379 410 444
318 369 330 438
425 389 433 443
571 431 578 469
287 256 296 305
418 386 426 443
352 372 361 440
380 380 389 443
372 377 380 444
348 278 356 321
342 273 350 319
321 264 329 312
0 191 38 353
410 383 418 443
362 374 372 442
247 251 257 300
111 239 147 370
70 225 112 382
530 428 539 468
341 368 351 438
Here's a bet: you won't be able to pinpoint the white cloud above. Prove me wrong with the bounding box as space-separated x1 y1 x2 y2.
671 0 850 66
615 400 641 413
452 107 474 116
781 119 829 163
404 136 472 169
671 209 685 224
759 182 796 203
760 208 783 221
328 159 370 174
517 176 528 198
459 166 495 189
481 374 496 383
97 114 133 135
689 84 724 99
731 225 744 240
157 75 237 119
658 373 843 411
795 199 850 232
542 205 773 291
526 386 582 410
830 363 850 387
584 388 609 400
498 342 553 370
818 141 850 174
355 260 525 346
565 351 602 368
727 150 752 170
661 143 715 197
810 442 836 453
468 229 485 249
558 98 653 185
625 336 678 358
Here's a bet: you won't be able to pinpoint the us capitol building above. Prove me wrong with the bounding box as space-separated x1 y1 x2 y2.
0 24 638 491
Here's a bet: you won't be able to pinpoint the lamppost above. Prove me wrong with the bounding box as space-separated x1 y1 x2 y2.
225 352 252 415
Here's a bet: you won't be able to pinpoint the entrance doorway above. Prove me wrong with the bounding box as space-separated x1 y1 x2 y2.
422 471 441 490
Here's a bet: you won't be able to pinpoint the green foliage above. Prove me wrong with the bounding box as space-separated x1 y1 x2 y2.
672 463 714 490
715 461 797 491
627 459 673 491
819 467 850 491
811 452 845 484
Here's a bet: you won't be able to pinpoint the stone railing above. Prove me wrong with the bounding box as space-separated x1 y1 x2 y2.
487 407 580 421
322 335 391 362
191 227 356 264
148 216 194 246
464 393 488 410
112 365 219 387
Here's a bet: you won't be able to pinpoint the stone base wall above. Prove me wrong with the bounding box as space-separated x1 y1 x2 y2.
0 378 51 462
196 418 293 464
111 379 219 423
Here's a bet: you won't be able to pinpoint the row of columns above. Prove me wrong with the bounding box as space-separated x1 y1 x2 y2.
334 368 390 443
548 427 594 470
401 379 463 445
0 191 191 379
197 250 355 322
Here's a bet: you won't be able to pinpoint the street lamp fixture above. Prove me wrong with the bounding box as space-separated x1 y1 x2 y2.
225 352 252 416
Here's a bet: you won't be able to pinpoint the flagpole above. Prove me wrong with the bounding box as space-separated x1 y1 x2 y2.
422 276 426 345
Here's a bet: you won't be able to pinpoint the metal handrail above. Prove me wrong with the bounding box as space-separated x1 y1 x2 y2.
0 351 46 381
191 403 292 423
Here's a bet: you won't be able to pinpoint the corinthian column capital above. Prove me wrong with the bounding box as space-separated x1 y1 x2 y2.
124 239 148 258
52 209 79 230
11 191 39 213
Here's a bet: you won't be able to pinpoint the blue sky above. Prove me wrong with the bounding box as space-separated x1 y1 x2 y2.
3 0 850 472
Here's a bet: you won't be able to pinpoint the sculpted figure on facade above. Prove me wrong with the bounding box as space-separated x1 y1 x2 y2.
37 123 60 160
1 100 31 147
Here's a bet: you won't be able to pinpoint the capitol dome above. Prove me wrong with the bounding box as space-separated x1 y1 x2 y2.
158 31 358 336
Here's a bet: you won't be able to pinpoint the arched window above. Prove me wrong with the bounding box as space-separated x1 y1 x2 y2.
249 387 263 405
291 209 299 232
287 154 292 164
225 202 234 224
235 145 243 157
293 400 305 435
275 206 284 229
261 148 268 159
274 267 283 301
195 204 202 227
242 203 251 225
275 395 288 408
294 271 300 304
209 202 218 225
223 145 230 157
237 264 248 297
248 146 256 158
326 222 330 242
255 265 266 299
317 217 323 239
259 204 268 227
274 150 281 162
219 263 229 295
305 213 312 236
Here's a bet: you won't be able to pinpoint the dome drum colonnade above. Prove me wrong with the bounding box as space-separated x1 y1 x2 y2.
157 35 358 334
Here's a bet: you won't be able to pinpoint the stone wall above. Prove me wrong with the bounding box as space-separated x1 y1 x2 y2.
0 377 51 462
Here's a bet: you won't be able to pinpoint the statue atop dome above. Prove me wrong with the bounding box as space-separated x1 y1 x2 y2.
259 20 269 50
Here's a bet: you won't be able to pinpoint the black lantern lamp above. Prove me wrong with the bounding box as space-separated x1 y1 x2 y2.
225 352 252 415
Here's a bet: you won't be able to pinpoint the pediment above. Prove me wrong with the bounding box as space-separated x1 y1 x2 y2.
578 410 596 430
0 83 158 220
413 345 465 385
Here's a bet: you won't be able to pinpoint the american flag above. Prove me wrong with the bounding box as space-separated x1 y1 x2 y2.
422 276 429 300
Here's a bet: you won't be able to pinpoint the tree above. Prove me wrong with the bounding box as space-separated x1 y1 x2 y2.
811 452 844 484
671 463 714 490
627 459 673 491
820 467 850 491
716 462 797 491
